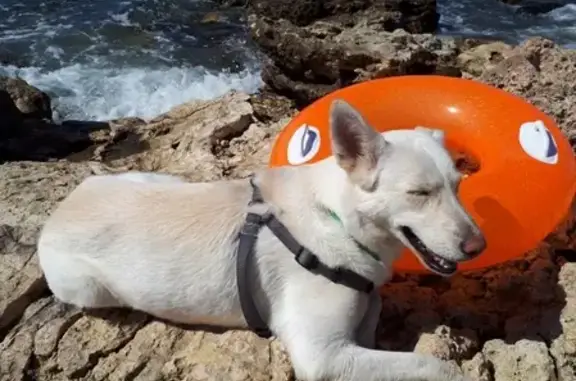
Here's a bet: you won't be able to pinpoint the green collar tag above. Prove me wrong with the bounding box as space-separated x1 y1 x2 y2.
326 209 380 262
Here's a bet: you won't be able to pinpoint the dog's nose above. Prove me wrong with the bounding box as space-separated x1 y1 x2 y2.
460 234 486 258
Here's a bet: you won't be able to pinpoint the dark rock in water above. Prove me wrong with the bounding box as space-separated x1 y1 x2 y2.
0 76 53 122
219 0 438 33
0 76 51 140
0 76 114 162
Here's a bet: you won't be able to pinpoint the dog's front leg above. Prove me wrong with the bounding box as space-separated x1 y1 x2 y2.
355 289 381 349
276 285 470 381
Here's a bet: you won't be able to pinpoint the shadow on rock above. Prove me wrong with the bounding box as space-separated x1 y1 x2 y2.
0 120 112 163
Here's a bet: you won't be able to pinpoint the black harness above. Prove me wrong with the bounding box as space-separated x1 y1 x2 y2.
236 177 375 338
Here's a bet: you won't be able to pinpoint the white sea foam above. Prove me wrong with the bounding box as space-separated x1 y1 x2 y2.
0 63 263 122
548 4 576 22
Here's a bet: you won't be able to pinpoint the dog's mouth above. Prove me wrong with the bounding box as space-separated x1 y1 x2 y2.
400 226 457 276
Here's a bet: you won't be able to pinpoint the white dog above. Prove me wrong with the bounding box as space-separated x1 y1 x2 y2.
37 99 485 381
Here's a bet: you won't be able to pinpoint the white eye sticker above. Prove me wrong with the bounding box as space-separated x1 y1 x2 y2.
287 124 321 165
518 120 558 165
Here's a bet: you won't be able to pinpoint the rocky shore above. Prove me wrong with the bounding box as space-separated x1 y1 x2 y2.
1 0 575 380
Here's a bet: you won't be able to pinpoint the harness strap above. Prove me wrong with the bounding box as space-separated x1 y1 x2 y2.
235 176 375 338
265 216 374 294
235 181 272 338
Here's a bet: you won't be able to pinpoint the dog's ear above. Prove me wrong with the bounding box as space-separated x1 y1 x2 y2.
415 126 446 146
329 99 386 189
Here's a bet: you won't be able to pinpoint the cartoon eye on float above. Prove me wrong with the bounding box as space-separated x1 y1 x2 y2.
518 120 559 165
286 124 321 165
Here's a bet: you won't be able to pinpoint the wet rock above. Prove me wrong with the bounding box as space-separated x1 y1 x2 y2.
0 76 52 121
0 77 113 162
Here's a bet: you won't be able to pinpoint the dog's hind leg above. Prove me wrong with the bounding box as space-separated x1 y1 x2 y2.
38 248 123 309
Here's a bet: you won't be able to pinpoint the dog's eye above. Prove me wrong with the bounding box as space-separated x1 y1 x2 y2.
407 189 432 197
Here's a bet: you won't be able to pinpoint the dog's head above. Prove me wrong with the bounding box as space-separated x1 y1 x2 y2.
329 99 486 276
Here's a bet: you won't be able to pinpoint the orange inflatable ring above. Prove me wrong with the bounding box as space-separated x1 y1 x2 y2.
268 75 576 273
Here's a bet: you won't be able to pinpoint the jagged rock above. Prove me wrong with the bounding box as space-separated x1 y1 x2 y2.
482 339 557 381
222 0 438 32
457 41 514 77
250 17 462 106
249 91 296 123
93 91 259 181
461 353 493 381
413 325 479 362
0 77 113 162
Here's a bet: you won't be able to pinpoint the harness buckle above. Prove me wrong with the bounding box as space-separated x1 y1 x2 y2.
294 248 319 270
241 213 263 236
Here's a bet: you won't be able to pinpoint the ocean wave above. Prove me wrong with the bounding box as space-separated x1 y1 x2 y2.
438 0 576 46
0 63 263 122
548 4 576 22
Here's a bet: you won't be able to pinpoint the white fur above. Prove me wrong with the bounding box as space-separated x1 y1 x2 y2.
109 171 188 184
37 99 484 381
